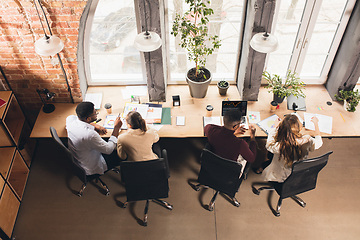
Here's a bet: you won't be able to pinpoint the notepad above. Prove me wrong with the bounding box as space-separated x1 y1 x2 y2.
257 114 280 135
103 115 127 129
304 112 332 134
203 116 222 127
176 116 185 126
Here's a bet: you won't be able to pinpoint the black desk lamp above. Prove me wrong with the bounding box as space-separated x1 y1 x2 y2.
36 88 55 113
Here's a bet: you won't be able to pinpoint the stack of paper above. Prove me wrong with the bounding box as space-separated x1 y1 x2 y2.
304 112 333 134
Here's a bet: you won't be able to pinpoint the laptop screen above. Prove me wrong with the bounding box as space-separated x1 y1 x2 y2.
221 101 247 117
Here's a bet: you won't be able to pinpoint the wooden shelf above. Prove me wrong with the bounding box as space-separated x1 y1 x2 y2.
0 147 16 180
8 152 29 200
0 91 34 239
3 95 26 145
0 177 4 195
0 184 20 238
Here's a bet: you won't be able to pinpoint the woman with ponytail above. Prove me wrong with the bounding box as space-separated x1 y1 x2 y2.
117 111 160 161
261 114 322 182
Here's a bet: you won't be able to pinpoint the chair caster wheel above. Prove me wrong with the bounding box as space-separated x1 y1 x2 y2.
252 187 260 195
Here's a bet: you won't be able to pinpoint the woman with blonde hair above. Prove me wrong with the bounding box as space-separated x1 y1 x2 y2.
261 114 323 182
117 111 160 161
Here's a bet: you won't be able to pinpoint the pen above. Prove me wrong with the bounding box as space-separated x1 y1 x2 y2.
95 118 102 123
340 113 345 122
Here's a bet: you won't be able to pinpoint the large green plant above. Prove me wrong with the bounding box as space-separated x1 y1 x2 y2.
335 89 360 112
171 0 221 78
263 70 306 98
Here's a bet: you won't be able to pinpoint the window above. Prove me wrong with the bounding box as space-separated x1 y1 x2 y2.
167 0 245 84
86 0 145 85
265 0 356 84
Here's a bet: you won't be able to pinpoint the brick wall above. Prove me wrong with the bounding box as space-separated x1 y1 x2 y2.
0 0 86 118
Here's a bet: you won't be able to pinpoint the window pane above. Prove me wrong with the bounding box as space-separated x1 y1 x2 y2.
168 0 244 82
301 55 327 77
89 0 144 84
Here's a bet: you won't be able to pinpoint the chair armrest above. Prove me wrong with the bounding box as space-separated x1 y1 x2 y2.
162 149 170 178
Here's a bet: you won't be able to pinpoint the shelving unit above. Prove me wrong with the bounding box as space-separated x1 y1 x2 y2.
0 91 35 239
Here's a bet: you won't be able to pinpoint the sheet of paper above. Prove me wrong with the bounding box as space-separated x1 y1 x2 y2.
84 93 103 109
176 116 185 126
103 115 127 129
257 114 280 135
304 112 332 134
247 111 261 124
121 86 148 99
122 103 149 119
203 116 222 127
145 103 162 124
150 124 163 131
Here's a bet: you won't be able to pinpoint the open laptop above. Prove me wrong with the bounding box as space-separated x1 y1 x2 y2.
221 101 249 129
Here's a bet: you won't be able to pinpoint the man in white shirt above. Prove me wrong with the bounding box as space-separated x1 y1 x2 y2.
66 102 122 175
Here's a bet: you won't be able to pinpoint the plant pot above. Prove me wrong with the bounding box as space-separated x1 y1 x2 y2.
217 81 229 96
186 67 212 98
343 100 357 112
273 94 285 104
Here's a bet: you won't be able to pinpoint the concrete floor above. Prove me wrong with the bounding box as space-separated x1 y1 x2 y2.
12 137 360 240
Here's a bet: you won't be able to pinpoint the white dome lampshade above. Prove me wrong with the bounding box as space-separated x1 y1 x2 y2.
35 35 64 56
250 32 279 53
134 31 162 52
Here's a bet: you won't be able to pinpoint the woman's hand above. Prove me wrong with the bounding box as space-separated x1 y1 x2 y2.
249 124 256 140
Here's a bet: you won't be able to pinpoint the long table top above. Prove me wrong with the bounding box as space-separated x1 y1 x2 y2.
30 85 360 138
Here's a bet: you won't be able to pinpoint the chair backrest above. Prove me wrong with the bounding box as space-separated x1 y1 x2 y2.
120 149 170 202
197 144 244 198
49 127 87 184
277 151 333 199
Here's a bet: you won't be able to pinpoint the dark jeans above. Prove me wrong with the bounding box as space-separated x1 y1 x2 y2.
102 149 121 171
261 152 274 170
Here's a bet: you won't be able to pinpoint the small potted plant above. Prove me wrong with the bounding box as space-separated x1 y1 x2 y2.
217 80 229 95
262 70 306 103
335 89 360 112
171 0 221 98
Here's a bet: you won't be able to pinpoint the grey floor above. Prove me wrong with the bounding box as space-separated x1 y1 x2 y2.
11 137 360 240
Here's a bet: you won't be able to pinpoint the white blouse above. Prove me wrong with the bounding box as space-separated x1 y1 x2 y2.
261 128 323 182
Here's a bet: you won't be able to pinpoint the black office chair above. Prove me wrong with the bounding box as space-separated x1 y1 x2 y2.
120 149 173 226
252 151 333 216
190 143 250 211
50 126 110 197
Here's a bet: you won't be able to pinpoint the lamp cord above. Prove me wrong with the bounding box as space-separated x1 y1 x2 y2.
34 0 52 37
57 53 74 103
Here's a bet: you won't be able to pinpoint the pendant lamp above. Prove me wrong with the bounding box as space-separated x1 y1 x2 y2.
134 0 162 52
34 0 74 103
35 35 64 56
134 31 162 52
250 0 278 53
250 32 279 53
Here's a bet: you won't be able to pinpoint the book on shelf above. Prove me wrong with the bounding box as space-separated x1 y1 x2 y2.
0 97 6 109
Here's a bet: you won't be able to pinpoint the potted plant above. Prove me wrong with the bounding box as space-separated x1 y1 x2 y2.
262 70 306 103
171 0 221 98
217 79 229 95
335 89 360 112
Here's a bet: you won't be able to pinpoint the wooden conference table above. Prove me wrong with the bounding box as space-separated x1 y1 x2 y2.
30 85 360 139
